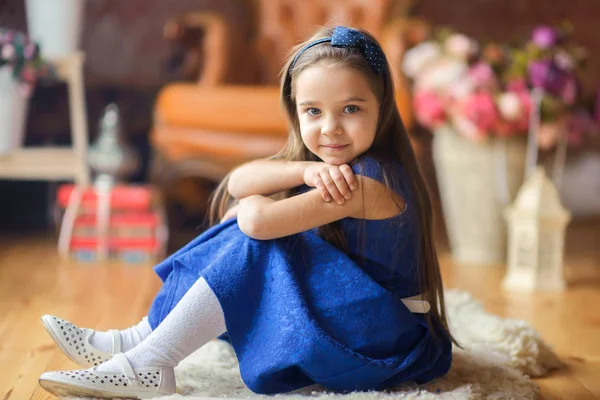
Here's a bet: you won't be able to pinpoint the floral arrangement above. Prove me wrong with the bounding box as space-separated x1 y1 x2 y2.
0 28 54 96
402 24 600 149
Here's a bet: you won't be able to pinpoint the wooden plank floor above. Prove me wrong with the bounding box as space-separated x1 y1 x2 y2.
0 218 599 400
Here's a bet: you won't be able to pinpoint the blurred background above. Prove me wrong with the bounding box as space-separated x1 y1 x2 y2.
0 0 599 256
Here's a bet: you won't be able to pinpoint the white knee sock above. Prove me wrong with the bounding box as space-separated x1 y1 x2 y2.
89 317 152 353
96 277 226 371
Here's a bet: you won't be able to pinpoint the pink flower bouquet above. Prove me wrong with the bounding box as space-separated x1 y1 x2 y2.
402 24 599 149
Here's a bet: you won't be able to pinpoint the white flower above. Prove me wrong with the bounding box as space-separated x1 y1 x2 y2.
448 77 475 100
445 34 478 60
1 44 15 60
554 51 575 70
414 57 468 92
497 92 523 121
402 41 441 78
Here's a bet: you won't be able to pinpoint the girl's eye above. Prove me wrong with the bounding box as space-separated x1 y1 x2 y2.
344 105 360 114
306 108 321 116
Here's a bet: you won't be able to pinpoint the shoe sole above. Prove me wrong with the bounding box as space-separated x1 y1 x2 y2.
39 377 166 399
41 316 94 368
39 378 142 399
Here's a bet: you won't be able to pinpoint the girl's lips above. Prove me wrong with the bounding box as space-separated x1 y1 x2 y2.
322 144 348 151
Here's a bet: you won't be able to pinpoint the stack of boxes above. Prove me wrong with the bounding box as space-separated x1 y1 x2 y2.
56 184 167 263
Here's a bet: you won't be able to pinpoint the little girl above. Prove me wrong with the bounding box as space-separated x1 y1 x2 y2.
39 26 455 399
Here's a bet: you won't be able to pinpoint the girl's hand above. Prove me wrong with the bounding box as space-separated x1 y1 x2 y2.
220 204 240 223
303 162 357 204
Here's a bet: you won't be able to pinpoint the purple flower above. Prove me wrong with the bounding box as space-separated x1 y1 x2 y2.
3 31 14 46
528 60 570 97
23 43 37 59
532 25 560 49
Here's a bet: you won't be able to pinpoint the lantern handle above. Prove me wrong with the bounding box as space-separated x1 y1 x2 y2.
524 88 567 188
494 87 568 207
525 88 543 180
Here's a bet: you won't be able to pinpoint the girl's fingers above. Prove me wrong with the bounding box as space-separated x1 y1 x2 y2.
339 164 357 190
330 167 351 200
315 179 331 202
220 205 239 222
320 171 344 205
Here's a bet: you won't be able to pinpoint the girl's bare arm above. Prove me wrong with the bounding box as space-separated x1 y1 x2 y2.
227 159 307 199
228 159 358 204
237 175 404 240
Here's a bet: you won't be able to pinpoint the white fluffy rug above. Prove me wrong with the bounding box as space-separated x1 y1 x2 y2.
153 290 562 400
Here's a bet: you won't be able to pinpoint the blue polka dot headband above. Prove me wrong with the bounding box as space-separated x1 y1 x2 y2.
289 26 387 75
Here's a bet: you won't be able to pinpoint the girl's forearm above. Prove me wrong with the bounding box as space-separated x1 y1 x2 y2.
227 159 308 199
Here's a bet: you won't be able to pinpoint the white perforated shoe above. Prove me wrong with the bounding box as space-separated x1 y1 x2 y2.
41 315 120 367
39 353 176 399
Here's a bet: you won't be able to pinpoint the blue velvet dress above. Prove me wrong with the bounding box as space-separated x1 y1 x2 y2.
147 154 452 394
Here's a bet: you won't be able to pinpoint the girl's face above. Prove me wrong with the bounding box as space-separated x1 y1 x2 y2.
295 64 380 165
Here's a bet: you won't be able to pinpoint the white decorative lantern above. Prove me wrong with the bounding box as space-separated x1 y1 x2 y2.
502 166 571 291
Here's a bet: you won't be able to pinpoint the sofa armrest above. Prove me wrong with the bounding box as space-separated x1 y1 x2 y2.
164 12 233 85
153 84 288 134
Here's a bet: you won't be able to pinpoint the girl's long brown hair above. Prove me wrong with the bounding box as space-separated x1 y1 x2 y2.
208 26 458 346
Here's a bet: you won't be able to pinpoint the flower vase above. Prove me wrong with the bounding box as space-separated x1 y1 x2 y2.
25 0 84 59
432 126 527 265
0 67 30 155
